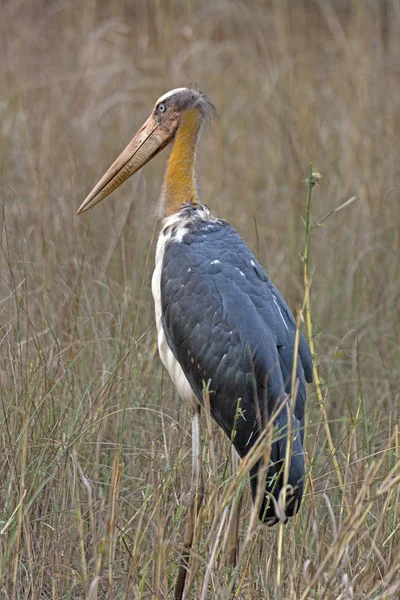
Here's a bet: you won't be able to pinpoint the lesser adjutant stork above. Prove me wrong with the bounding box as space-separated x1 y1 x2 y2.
78 87 312 596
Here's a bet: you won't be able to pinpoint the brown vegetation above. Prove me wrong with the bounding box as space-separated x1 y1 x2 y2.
1 1 400 598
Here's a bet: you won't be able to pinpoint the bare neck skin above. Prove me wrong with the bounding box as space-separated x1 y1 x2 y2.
163 108 201 215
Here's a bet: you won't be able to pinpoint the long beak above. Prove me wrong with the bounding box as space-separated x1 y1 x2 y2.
77 115 173 214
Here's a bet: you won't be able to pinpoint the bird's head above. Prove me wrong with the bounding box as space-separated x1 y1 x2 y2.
77 87 216 214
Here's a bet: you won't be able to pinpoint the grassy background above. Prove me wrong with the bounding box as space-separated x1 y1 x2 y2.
1 1 400 598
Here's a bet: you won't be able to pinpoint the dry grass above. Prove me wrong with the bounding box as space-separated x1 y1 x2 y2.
1 1 400 598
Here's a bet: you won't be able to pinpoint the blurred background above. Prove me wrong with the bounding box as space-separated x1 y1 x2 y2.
1 1 400 598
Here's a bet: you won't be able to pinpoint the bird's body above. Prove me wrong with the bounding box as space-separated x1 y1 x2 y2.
77 88 312 573
152 201 312 519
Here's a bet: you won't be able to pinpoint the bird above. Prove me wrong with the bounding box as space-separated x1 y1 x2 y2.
77 87 312 597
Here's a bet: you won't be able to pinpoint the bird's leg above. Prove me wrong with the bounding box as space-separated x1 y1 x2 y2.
175 406 204 600
224 446 242 567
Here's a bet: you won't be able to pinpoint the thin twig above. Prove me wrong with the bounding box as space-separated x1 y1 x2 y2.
303 163 350 515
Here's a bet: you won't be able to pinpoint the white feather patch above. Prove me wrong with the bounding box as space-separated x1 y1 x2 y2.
151 222 199 410
156 88 188 104
272 294 289 333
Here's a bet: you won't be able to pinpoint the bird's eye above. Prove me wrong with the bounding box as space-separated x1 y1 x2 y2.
158 103 166 113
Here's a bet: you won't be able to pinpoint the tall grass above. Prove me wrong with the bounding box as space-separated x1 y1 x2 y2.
1 1 400 598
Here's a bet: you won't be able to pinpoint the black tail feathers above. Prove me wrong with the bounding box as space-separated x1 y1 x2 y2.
249 415 305 525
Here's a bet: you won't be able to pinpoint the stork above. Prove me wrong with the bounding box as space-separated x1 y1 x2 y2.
77 87 312 597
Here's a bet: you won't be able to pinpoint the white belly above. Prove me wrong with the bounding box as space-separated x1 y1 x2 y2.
151 229 200 410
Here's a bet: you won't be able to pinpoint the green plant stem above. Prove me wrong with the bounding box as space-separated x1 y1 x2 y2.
303 163 350 515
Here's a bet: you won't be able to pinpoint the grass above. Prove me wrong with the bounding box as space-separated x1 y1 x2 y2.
1 0 400 598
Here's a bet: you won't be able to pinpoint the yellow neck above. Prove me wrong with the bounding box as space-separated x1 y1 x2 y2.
164 108 201 215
